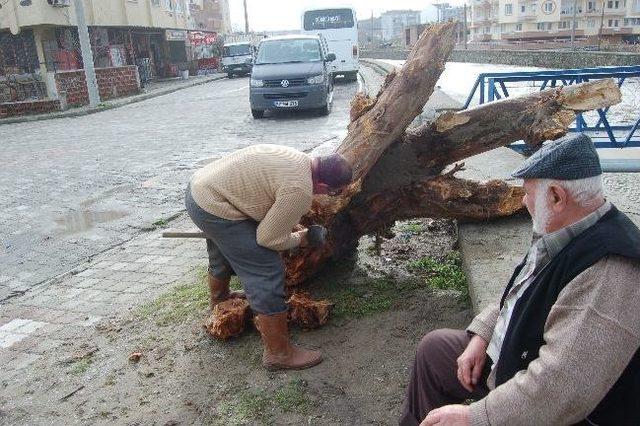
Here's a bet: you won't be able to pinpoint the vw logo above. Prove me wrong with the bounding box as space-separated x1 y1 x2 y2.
280 79 290 88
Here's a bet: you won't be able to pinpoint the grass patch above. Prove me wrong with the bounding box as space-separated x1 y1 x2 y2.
152 218 169 228
216 379 312 425
408 251 468 297
137 266 209 326
274 379 311 413
229 276 242 291
396 220 424 235
69 356 93 375
320 274 424 320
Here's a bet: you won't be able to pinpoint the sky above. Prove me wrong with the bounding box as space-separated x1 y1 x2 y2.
228 0 466 32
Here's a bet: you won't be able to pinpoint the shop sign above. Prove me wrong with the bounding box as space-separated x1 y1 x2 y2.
189 31 217 46
165 30 187 41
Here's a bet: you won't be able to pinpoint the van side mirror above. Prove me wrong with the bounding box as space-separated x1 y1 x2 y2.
325 53 336 62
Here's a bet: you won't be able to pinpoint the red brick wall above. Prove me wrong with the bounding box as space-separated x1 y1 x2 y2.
55 65 140 107
0 99 61 118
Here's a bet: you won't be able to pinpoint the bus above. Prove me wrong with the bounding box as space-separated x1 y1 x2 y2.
302 7 359 81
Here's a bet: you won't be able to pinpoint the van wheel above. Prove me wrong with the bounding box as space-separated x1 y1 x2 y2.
227 73 234 79
251 109 264 119
318 103 331 116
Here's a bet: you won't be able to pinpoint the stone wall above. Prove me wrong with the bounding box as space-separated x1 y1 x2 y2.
0 99 61 118
361 48 640 69
55 65 141 106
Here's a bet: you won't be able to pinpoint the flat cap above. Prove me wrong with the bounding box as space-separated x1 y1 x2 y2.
512 133 602 180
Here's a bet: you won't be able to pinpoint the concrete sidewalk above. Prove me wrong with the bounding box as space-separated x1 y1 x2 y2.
0 73 226 126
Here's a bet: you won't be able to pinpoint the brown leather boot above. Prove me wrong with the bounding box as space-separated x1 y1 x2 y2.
208 274 245 308
254 312 322 371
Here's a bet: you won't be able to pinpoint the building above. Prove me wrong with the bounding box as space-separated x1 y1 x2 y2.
469 0 640 42
358 16 383 46
190 0 231 33
403 4 468 47
0 0 227 117
380 10 421 41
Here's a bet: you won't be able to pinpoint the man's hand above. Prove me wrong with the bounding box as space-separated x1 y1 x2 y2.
421 405 470 426
306 225 327 247
456 334 488 392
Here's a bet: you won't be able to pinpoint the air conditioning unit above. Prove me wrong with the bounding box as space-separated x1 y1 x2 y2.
47 0 71 7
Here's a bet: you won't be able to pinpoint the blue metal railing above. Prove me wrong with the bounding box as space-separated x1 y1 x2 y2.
463 65 640 150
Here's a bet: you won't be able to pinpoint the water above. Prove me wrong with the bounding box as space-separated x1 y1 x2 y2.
54 210 129 234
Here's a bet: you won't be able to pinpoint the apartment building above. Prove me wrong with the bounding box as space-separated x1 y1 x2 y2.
380 10 422 41
470 0 640 42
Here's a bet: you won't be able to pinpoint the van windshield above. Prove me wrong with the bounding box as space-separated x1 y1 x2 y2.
223 44 252 57
255 39 322 65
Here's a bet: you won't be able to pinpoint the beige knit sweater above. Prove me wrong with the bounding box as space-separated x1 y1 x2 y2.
189 144 313 251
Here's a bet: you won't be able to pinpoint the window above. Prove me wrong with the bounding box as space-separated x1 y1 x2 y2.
521 4 526 12
559 21 569 28
625 17 640 25
608 18 618 26
516 23 523 30
587 0 596 10
607 0 619 7
151 0 160 5
587 18 596 27
303 9 355 30
505 3 513 14
542 1 555 13
635 0 640 12
537 22 545 29
500 24 506 32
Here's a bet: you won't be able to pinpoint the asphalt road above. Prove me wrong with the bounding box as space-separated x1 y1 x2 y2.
0 76 358 301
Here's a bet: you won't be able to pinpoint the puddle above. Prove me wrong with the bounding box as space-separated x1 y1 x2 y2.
55 210 129 234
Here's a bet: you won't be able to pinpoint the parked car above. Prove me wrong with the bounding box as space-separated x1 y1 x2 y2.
249 35 336 119
221 42 254 78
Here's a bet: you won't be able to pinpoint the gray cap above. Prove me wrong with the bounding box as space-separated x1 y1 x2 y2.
512 133 602 180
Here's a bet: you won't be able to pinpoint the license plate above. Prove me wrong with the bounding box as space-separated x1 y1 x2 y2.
233 67 243 71
274 100 298 108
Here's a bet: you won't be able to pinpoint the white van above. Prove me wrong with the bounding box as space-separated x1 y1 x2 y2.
221 42 253 78
302 7 359 81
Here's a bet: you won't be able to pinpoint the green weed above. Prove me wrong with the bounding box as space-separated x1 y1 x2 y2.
136 266 208 326
396 221 424 235
408 252 468 297
216 379 312 425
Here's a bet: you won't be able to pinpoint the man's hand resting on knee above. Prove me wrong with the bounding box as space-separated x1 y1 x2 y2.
456 334 488 392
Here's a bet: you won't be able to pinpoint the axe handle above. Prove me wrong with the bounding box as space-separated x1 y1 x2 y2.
162 231 207 239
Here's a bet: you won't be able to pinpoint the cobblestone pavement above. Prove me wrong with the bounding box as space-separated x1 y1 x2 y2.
0 76 357 302
0 75 358 375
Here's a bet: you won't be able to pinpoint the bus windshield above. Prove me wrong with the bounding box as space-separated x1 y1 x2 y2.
223 44 252 57
303 8 355 30
255 39 322 65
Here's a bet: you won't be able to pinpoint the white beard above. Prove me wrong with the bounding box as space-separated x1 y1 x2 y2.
532 185 551 235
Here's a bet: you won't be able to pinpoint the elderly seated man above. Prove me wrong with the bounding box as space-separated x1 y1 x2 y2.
400 133 640 426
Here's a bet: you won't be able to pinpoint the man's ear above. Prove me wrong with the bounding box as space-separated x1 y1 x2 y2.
549 184 567 212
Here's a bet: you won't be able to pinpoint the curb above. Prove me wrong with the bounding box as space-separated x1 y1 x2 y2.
0 74 226 126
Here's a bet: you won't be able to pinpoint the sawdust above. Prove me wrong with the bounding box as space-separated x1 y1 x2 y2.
287 293 333 329
204 298 252 340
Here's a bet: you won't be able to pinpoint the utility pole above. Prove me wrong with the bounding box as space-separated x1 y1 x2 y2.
570 0 578 49
463 3 468 49
598 0 605 50
73 0 100 107
243 0 249 34
371 10 374 47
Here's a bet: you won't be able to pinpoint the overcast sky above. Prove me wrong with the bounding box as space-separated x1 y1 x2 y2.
228 0 466 32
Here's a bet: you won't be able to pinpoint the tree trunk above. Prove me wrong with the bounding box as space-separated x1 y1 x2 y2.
282 24 622 287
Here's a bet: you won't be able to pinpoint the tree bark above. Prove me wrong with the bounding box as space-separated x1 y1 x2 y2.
281 24 622 287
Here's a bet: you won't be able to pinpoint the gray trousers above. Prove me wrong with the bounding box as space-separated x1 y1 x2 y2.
399 329 490 426
185 186 287 315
